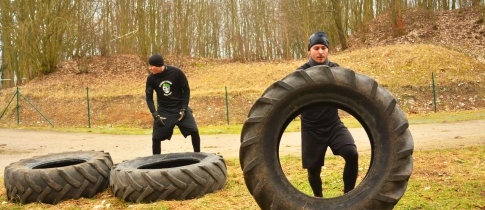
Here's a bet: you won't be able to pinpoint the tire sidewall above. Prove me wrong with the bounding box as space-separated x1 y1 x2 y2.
110 152 227 202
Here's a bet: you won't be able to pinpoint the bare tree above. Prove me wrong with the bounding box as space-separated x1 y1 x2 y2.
390 0 405 35
0 0 15 87
1 0 482 88
331 0 349 50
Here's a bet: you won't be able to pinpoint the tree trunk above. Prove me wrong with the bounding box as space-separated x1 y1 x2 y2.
390 0 405 36
331 0 348 50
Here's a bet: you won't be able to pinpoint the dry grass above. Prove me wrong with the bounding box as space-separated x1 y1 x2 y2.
0 44 484 128
335 44 483 86
189 44 484 94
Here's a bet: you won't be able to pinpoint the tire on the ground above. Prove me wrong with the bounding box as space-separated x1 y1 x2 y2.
110 152 227 203
239 66 414 209
4 150 113 204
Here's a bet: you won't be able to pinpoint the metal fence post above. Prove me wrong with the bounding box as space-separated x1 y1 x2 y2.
225 86 229 125
432 72 437 113
87 87 91 128
16 87 20 125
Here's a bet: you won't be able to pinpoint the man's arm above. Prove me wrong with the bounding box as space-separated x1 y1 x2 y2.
145 78 157 117
180 81 190 110
177 68 190 111
176 70 190 121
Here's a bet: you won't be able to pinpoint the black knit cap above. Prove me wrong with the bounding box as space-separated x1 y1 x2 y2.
308 31 329 50
148 54 164 67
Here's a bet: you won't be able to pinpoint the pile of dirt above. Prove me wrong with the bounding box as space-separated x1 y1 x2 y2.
347 6 485 63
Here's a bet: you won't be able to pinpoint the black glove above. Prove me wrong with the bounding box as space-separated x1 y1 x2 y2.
178 108 186 121
154 115 166 126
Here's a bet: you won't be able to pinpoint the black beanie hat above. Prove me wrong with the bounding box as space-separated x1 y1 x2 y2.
148 54 164 67
308 31 329 50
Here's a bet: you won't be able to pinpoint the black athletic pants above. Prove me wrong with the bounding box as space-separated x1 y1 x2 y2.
308 144 358 197
152 133 201 154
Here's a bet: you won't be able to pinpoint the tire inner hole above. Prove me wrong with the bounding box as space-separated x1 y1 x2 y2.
139 159 200 169
33 159 86 169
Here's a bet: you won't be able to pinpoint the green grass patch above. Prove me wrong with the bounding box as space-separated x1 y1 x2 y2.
397 146 485 209
341 109 485 129
22 109 485 135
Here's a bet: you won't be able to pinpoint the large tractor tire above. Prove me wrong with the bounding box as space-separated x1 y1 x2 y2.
110 152 227 203
4 150 113 204
240 66 414 209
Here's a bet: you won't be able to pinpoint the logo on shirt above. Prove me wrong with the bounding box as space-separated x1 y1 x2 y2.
159 81 172 96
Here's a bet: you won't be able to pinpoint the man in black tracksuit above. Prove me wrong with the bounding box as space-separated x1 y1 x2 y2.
298 32 359 197
145 53 200 154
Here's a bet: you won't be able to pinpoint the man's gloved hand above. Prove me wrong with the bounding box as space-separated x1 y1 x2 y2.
178 108 186 121
154 115 166 126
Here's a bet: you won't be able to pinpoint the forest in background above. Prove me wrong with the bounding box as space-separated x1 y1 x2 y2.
0 0 483 89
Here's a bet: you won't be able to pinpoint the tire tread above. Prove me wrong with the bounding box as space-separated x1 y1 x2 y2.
4 151 112 204
240 67 413 209
109 153 227 202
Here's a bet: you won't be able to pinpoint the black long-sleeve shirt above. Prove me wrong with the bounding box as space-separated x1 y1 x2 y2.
297 59 341 129
145 65 190 116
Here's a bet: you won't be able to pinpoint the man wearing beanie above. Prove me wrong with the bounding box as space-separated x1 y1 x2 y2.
297 32 358 197
145 53 200 154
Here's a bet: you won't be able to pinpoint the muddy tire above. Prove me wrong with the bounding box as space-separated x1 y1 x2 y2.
239 66 414 209
4 150 113 204
110 152 227 203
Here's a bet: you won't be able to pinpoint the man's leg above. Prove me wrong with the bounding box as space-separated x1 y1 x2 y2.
178 108 200 152
152 139 162 155
191 133 201 152
307 167 323 197
339 144 358 193
152 114 176 155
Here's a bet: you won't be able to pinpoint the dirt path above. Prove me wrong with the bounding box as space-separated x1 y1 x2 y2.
1 120 485 177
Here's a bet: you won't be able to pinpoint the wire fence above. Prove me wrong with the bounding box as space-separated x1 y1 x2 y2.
0 86 243 128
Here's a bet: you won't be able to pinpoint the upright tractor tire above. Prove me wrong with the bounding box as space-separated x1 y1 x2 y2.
4 150 113 204
110 152 227 203
239 66 414 209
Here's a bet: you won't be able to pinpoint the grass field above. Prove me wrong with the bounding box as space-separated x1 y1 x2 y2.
1 145 484 209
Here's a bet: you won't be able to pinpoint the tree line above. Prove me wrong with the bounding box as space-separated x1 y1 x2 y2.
0 0 483 88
